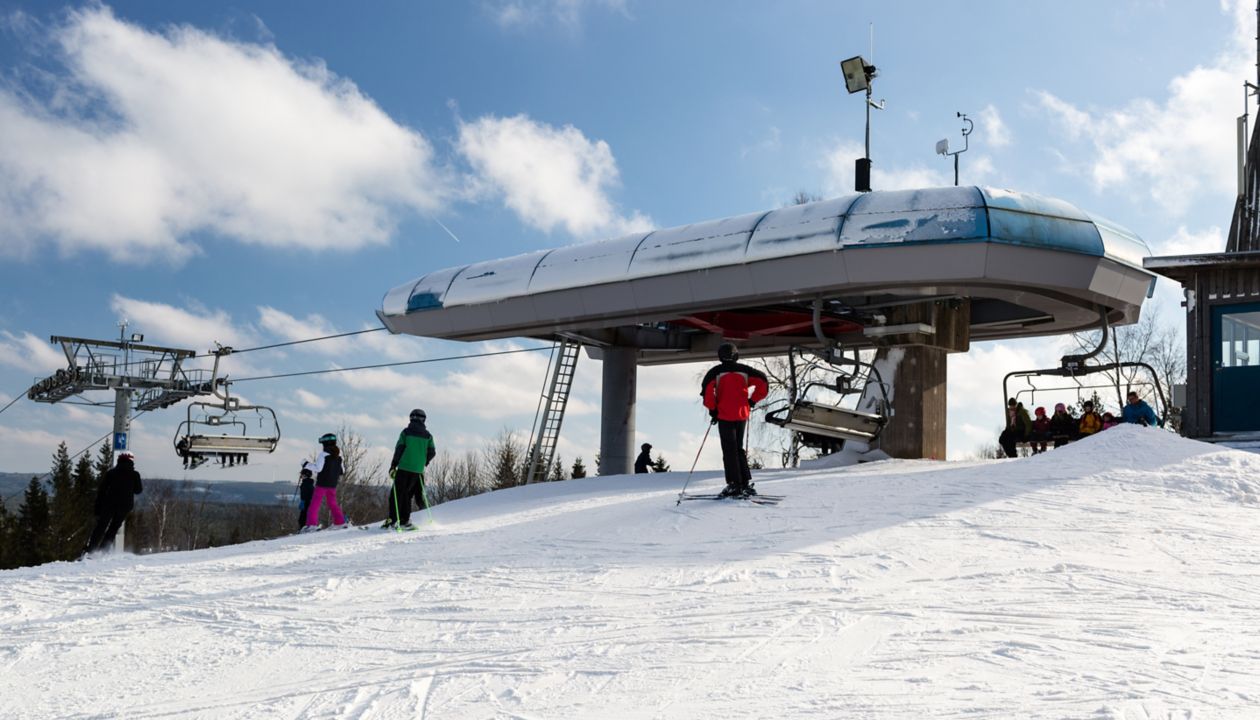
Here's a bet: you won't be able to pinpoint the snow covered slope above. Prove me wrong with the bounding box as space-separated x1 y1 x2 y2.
3 425 1258 719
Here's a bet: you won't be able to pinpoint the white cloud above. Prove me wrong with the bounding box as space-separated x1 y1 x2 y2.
0 331 67 374
457 113 652 238
1157 225 1226 256
977 104 1011 148
0 6 449 263
294 388 327 409
110 295 254 352
485 0 629 30
947 339 1060 460
821 139 951 196
1035 0 1252 215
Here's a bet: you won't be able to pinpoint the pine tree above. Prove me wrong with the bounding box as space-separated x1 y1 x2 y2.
487 430 525 490
570 457 587 479
0 497 15 570
650 453 670 473
47 443 79 561
71 453 95 545
16 478 52 567
548 455 567 482
94 442 113 483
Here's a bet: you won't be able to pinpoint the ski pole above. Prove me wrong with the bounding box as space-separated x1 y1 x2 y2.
390 470 402 532
418 473 434 525
675 421 713 505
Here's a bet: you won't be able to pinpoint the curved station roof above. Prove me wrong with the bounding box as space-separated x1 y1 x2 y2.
379 186 1156 364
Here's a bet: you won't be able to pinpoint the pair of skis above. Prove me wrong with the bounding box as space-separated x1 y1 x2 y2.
677 489 783 506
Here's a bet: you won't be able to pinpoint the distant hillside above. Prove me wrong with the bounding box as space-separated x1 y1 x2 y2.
0 472 294 507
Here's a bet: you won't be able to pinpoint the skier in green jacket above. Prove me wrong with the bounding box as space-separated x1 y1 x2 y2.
384 408 437 530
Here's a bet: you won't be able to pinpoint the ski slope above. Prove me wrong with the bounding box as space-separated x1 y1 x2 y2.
3 424 1259 719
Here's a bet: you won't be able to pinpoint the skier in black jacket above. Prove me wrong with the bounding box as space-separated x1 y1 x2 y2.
634 443 654 474
84 451 143 555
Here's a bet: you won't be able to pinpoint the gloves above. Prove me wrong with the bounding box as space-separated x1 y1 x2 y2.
748 399 756 408
388 468 397 480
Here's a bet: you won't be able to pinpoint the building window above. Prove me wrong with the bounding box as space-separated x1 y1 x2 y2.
1221 310 1260 367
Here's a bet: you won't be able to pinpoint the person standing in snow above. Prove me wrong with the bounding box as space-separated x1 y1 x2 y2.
1078 400 1103 437
1049 403 1076 448
999 398 1032 458
83 451 142 555
296 465 315 532
1121 391 1159 427
701 343 769 497
302 433 347 531
634 443 655 474
384 409 436 530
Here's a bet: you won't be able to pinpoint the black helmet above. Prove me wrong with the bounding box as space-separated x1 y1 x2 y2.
718 342 739 362
319 432 337 444
410 408 427 422
641 442 652 451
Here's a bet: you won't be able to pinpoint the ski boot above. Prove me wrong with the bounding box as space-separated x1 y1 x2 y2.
717 484 741 499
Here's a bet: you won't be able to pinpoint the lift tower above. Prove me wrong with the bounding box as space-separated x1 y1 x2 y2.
26 324 208 455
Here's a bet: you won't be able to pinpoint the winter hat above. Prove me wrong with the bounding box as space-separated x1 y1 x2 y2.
1055 403 1066 414
641 442 652 451
118 451 135 464
1035 406 1046 417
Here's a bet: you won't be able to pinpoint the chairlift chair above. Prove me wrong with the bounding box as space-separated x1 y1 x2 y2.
1001 311 1173 427
173 394 281 470
764 345 890 450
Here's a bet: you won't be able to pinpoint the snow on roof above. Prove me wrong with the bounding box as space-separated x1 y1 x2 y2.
383 186 1152 317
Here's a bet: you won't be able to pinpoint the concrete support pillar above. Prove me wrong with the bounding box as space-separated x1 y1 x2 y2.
877 345 948 460
599 347 637 475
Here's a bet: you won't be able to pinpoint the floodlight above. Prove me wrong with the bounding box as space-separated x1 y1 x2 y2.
935 139 950 156
130 333 144 342
840 56 870 94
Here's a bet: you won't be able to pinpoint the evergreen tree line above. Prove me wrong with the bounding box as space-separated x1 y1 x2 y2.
0 426 628 570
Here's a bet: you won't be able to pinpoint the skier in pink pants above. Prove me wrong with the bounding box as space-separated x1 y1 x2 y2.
301 433 347 531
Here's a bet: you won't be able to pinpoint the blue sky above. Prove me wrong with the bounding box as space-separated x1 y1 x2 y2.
0 0 1248 483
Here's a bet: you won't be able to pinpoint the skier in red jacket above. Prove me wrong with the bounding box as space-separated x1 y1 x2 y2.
701 343 769 498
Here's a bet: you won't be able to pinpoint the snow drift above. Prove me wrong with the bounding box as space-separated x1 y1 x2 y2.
3 424 1258 719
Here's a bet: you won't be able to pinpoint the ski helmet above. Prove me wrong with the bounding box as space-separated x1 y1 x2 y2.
717 342 739 362
410 408 427 422
641 442 652 451
318 432 337 445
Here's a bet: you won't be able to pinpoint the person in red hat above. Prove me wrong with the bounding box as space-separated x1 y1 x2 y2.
83 451 143 556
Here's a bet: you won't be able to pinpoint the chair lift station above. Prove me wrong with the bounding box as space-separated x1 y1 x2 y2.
378 186 1158 471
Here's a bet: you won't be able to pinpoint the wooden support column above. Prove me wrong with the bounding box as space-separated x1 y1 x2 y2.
873 298 969 459
876 345 949 460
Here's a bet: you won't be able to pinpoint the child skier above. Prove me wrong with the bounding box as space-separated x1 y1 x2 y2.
1030 407 1050 454
296 466 315 532
302 433 347 531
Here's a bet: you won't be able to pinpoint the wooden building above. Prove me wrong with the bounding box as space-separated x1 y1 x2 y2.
1144 118 1260 438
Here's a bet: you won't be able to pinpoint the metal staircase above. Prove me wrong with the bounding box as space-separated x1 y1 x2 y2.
524 339 581 484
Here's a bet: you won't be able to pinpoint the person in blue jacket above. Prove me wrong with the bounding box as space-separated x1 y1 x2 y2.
1120 390 1159 427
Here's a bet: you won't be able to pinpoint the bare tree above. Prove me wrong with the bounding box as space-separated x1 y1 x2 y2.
327 423 388 525
424 450 487 504
1068 302 1185 412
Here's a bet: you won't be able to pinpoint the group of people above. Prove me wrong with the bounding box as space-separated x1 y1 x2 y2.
295 408 437 533
999 390 1159 458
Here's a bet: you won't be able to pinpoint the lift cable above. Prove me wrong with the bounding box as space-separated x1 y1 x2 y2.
193 327 387 358
230 345 552 383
